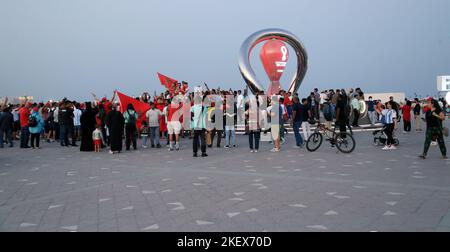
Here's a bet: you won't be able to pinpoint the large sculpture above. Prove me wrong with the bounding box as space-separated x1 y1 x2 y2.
239 28 308 95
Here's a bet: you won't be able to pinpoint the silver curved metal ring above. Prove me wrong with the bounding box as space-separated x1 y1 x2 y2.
238 28 308 95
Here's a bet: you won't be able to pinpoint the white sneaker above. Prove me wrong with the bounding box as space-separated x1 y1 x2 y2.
382 146 390 150
389 146 397 150
254 150 258 153
109 150 114 154
250 149 254 153
431 141 438 146
270 148 280 152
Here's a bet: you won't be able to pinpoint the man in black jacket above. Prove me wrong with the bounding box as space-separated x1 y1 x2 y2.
58 101 74 147
0 106 14 148
414 98 422 132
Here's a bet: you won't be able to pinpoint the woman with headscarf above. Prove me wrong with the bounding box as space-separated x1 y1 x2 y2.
80 102 97 152
106 103 125 154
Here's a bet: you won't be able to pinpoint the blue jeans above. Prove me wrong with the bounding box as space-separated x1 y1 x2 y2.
150 127 160 146
287 105 293 119
225 126 236 146
20 126 29 148
330 104 336 119
293 121 303 146
368 111 377 126
0 129 13 148
142 136 148 146
60 125 69 146
248 131 261 150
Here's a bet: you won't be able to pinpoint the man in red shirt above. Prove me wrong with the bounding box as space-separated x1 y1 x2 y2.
283 91 293 120
401 100 412 133
19 102 32 148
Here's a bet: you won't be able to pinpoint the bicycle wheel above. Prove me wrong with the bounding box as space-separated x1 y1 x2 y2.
335 132 356 153
306 133 323 152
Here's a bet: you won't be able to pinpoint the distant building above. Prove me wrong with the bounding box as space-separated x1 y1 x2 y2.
437 76 450 103
437 76 450 91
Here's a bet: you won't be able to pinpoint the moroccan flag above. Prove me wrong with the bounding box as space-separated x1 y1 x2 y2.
157 72 178 93
116 91 151 129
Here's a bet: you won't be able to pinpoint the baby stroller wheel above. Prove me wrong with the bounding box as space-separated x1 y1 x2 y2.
394 139 400 146
374 138 381 146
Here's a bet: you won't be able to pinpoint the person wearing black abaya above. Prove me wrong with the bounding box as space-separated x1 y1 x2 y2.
106 104 124 154
80 102 97 152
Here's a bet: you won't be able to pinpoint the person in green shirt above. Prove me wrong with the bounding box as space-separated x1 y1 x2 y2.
191 93 208 157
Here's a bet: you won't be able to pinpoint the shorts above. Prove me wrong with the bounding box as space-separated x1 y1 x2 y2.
167 121 181 135
94 139 102 146
271 124 280 140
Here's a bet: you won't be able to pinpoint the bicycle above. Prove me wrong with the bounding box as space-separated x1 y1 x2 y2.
306 123 356 153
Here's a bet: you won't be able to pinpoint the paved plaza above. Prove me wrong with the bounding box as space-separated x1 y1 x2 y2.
1 125 450 232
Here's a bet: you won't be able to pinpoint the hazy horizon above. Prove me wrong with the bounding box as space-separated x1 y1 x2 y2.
1 0 449 102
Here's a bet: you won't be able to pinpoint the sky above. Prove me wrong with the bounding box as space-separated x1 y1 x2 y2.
0 0 449 102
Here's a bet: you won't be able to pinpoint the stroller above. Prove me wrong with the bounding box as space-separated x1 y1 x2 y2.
373 125 399 146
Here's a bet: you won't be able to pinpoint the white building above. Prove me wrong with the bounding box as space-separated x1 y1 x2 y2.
437 76 450 102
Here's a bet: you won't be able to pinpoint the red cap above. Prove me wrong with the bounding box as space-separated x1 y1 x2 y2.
102 97 107 102
32 107 39 112
427 97 433 101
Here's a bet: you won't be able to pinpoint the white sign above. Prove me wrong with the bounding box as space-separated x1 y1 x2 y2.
437 76 450 91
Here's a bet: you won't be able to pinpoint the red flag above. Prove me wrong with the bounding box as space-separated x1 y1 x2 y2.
157 72 178 93
116 91 151 129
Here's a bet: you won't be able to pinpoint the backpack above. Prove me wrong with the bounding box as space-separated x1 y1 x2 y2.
127 110 137 125
28 115 38 127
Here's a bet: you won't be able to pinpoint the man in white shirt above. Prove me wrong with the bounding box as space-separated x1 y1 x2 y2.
351 95 361 127
145 102 162 148
73 103 82 144
53 105 60 141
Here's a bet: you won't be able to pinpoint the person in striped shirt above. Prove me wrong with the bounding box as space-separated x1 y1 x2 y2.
381 101 398 150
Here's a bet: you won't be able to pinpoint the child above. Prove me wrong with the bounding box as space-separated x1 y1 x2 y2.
141 120 149 148
93 125 103 152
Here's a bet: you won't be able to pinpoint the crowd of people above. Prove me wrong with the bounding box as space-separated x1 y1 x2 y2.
0 84 448 159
